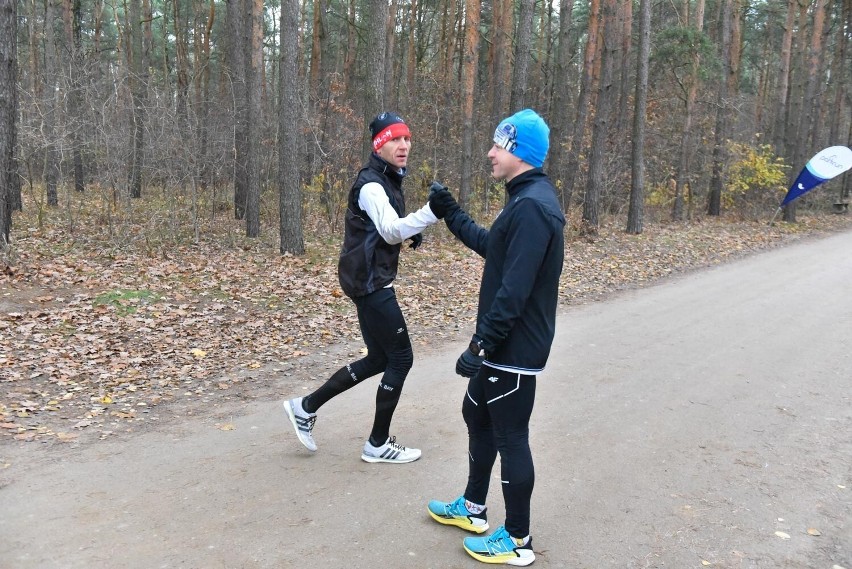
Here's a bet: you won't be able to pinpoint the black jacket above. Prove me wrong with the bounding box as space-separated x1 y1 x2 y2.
338 153 407 298
445 169 565 372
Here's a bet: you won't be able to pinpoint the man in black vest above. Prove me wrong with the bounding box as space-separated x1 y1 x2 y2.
426 109 565 565
283 112 439 464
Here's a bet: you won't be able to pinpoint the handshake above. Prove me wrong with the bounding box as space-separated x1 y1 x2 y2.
428 181 460 220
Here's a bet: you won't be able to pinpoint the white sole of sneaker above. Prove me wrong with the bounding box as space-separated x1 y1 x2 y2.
283 401 317 452
464 547 535 566
360 453 421 464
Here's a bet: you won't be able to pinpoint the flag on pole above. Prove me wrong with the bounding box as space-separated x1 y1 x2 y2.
780 146 852 206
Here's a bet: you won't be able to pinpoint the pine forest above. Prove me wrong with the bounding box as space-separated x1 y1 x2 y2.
1 0 851 250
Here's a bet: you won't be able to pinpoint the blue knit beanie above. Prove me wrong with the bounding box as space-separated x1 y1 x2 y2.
493 109 550 167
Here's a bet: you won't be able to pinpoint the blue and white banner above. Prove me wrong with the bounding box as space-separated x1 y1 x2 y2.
781 146 852 206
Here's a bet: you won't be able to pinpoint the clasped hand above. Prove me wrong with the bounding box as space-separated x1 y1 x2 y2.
428 181 460 219
407 233 423 249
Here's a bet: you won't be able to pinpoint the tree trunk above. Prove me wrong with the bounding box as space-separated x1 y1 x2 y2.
363 0 388 156
537 0 553 111
583 0 617 233
309 0 325 99
404 0 418 112
385 0 398 105
627 0 651 235
798 0 827 153
614 0 632 137
708 0 739 217
43 0 60 207
343 0 356 101
0 0 16 243
173 0 189 126
754 18 771 134
245 0 262 237
563 0 601 211
459 0 480 209
127 0 145 199
785 0 809 164
62 0 85 193
510 0 535 111
773 0 797 154
27 0 41 99
279 0 304 254
548 0 575 211
783 0 822 223
194 0 214 192
489 0 512 123
828 0 847 145
672 0 705 221
228 0 248 219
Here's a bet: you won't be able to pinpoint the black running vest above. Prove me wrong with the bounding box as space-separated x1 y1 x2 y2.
338 154 407 298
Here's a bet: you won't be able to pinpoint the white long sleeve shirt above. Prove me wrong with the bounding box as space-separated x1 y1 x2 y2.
358 182 439 244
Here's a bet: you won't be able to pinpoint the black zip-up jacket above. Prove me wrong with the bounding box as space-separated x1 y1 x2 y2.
338 153 406 298
445 168 565 373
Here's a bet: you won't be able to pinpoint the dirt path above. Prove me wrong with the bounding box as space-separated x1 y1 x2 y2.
2 230 851 569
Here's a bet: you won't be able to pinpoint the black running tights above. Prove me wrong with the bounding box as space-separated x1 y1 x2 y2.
462 364 536 538
303 287 413 446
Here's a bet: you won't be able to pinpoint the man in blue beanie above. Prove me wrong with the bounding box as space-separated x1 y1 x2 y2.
425 109 565 565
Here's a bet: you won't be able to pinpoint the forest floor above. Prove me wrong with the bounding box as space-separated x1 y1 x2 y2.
2 200 852 450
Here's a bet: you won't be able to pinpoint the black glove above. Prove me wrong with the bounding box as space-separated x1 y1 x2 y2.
428 181 460 219
407 233 423 250
456 337 486 378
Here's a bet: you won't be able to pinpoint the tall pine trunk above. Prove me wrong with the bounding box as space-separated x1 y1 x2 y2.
62 0 85 193
583 0 617 233
127 0 146 199
773 0 797 154
279 0 304 254
548 0 575 210
672 0 706 221
229 0 248 219
510 0 535 111
0 0 16 242
459 0 480 209
363 0 388 156
627 0 651 235
708 0 739 216
245 0 262 237
43 0 59 207
563 0 601 211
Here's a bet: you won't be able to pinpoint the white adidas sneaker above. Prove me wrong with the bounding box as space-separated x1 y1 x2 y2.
360 436 421 463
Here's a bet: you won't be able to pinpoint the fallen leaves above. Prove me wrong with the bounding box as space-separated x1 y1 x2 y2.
3 212 852 445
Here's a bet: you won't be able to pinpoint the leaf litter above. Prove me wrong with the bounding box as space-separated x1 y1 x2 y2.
2 212 851 446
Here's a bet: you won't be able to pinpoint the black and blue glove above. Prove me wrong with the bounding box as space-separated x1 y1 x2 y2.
407 233 423 250
456 336 486 378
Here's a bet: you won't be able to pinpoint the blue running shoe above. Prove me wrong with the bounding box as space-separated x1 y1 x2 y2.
463 525 535 566
427 496 489 533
